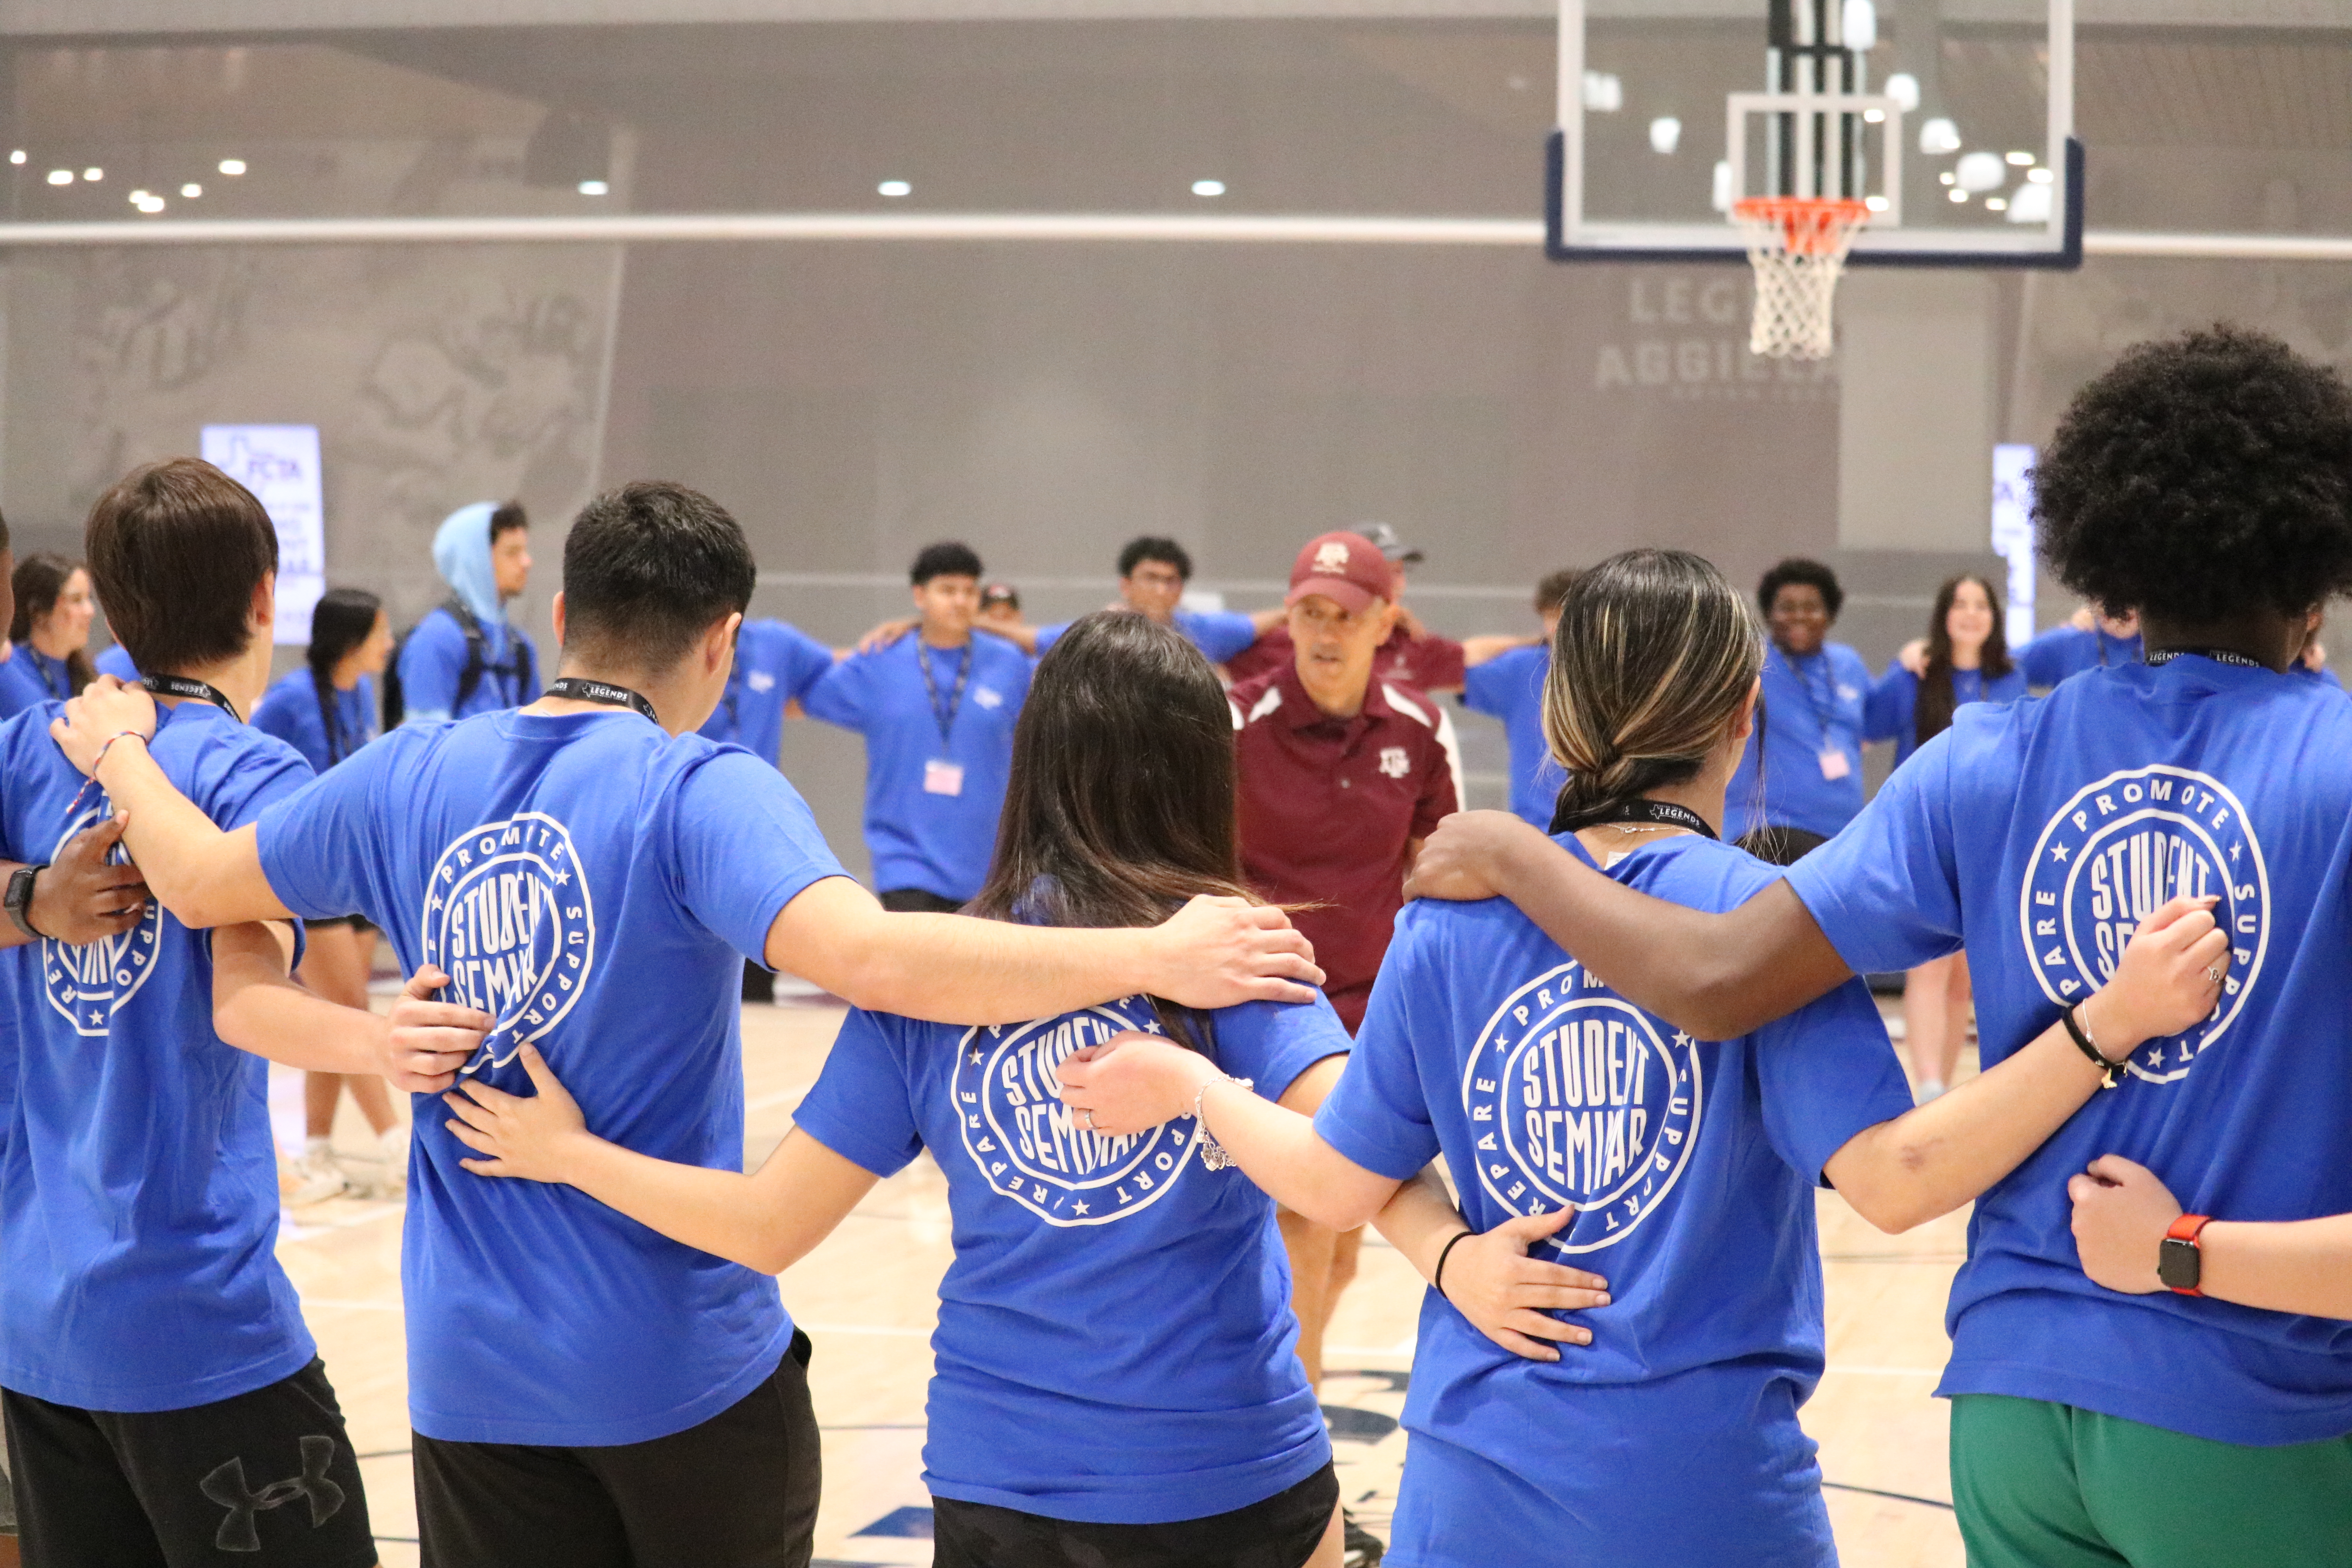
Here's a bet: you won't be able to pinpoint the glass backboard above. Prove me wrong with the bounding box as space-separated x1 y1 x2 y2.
1550 0 2081 266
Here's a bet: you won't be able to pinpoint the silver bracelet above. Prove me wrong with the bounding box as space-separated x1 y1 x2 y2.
1192 1074 1254 1171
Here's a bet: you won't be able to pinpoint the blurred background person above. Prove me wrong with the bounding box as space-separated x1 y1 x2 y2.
1460 567 1580 828
0 553 97 719
391 499 540 726
976 581 1025 637
1725 558 1869 864
1865 574 2025 1100
253 587 408 1202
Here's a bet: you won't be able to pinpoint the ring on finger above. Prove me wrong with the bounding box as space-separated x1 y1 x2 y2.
1082 1109 1098 1131
2204 964 2225 985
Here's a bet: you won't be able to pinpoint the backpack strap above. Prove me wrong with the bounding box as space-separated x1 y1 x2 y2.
441 597 492 711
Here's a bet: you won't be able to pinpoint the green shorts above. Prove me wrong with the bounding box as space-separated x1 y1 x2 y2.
1951 1394 2352 1568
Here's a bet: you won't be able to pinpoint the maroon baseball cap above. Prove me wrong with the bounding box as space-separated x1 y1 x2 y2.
1285 531 1395 615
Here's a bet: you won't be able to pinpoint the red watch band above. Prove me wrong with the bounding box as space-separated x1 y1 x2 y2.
2165 1213 2213 1297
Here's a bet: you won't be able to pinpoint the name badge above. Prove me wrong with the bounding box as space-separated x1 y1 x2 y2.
1817 748 1852 781
924 759 965 797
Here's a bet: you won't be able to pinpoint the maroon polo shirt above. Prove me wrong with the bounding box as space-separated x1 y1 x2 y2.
1227 623 1468 692
1229 661 1460 1033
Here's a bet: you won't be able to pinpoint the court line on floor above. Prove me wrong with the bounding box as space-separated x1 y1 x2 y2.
1821 1480 1956 1511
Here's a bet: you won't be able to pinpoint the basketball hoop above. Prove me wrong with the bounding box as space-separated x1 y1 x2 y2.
1731 196 1872 361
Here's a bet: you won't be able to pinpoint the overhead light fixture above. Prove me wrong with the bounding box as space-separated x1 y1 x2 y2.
877 179 911 198
1862 108 1886 123
45 169 71 185
128 188 150 202
1648 117 1682 155
82 167 103 181
1955 150 2007 192
1918 117 1962 156
577 179 608 196
219 158 246 176
2007 182 2054 223
1192 179 1225 197
180 182 202 198
133 193 164 213
1864 193 1891 213
1986 197 2008 211
1884 72 1921 113
7 150 23 165
2005 151 2036 166
1940 171 1957 186
2026 166 2055 185
1948 188 1969 203
1581 71 1623 113
1840 0 1878 52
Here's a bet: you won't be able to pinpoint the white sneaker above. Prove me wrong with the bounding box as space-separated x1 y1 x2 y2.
1916 1079 1947 1104
284 1143 348 1207
345 1125 410 1201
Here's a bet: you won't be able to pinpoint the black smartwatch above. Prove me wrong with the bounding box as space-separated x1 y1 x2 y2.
5 862 47 941
2158 1213 2212 1296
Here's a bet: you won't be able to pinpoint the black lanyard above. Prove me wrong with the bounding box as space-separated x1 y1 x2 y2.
546 677 659 724
143 674 241 724
916 641 972 752
1774 646 1843 742
1551 796 1720 839
2146 647 2265 670
28 648 67 701
2095 630 2143 668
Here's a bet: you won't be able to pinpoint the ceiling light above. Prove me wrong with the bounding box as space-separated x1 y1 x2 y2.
1884 72 1921 113
1648 117 1682 155
82 167 102 181
1948 188 1969 203
2005 150 2036 166
1918 117 1961 156
1862 108 1885 123
1581 71 1623 113
133 194 164 213
1841 0 1878 52
1192 179 1225 197
181 183 203 198
1985 197 2008 211
7 150 22 165
1864 193 1891 213
45 169 71 185
218 158 245 176
577 179 608 195
128 188 150 202
2007 183 2054 223
1940 171 1957 186
2027 166 2055 185
877 178 911 198
1955 150 2007 192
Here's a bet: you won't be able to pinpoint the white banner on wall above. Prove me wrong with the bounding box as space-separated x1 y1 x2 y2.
201 425 326 645
1991 443 2036 646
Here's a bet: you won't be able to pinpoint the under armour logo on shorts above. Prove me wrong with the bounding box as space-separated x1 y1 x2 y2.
199 1435 346 1552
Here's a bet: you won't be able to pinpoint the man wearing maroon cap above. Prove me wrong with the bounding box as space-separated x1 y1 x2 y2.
1226 521 1500 693
1229 530 1459 1562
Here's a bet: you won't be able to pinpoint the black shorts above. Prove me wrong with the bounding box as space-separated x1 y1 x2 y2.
412 1332 818 1568
1 1357 374 1568
931 1463 1339 1568
878 887 964 914
305 914 375 934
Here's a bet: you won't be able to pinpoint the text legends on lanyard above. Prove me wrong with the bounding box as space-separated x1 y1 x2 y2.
142 674 243 723
545 677 660 725
917 642 971 798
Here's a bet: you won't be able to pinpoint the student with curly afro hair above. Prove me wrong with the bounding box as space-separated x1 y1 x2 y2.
1394 324 2352 1568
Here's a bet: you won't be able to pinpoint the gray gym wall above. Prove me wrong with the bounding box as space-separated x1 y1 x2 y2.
2 8 2347 875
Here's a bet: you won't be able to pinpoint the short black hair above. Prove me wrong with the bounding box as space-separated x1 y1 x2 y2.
1118 536 1193 581
1757 557 1844 620
562 482 756 669
2037 326 2352 624
87 459 277 674
489 501 528 540
1535 566 1582 615
912 541 983 586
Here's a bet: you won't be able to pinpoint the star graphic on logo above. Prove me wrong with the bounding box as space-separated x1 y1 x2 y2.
968 1049 984 1063
1141 1018 1164 1034
1071 1200 1089 1215
554 869 571 886
2050 843 2071 862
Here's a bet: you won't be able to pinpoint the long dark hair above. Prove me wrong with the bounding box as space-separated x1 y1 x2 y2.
9 552 96 695
969 611 1258 1047
1915 573 2013 747
1546 550 1763 832
307 587 383 766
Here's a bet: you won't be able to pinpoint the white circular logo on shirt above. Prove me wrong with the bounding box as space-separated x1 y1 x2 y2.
955 1003 1200 1228
40 806 165 1038
1460 963 1702 1254
420 813 595 1075
2020 766 2269 1085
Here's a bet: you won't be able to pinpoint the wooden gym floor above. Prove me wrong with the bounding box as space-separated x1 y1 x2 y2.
279 992 1972 1568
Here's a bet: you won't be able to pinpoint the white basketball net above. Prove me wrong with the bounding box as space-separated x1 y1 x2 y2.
1731 197 1872 361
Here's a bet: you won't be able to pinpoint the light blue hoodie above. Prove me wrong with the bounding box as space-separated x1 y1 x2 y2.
433 501 506 626
396 502 539 724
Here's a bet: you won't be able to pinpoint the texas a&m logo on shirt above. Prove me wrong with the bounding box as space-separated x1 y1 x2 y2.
2020 765 2270 1085
955 1002 1200 1228
40 805 164 1036
1461 962 1701 1254
420 812 596 1075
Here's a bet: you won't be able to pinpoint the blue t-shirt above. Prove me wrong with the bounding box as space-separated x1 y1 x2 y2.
1864 662 2031 768
2018 624 2143 690
1314 834 1911 1567
253 709 848 1445
1034 608 1259 666
696 619 835 764
1725 643 1871 843
792 991 1347 1523
0 700 316 1412
252 668 380 775
803 635 1031 902
95 644 140 683
396 604 541 724
1786 657 2352 1446
0 644 74 720
1461 645 1566 828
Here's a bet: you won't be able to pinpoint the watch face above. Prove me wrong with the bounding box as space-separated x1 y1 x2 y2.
2159 1235 2203 1292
